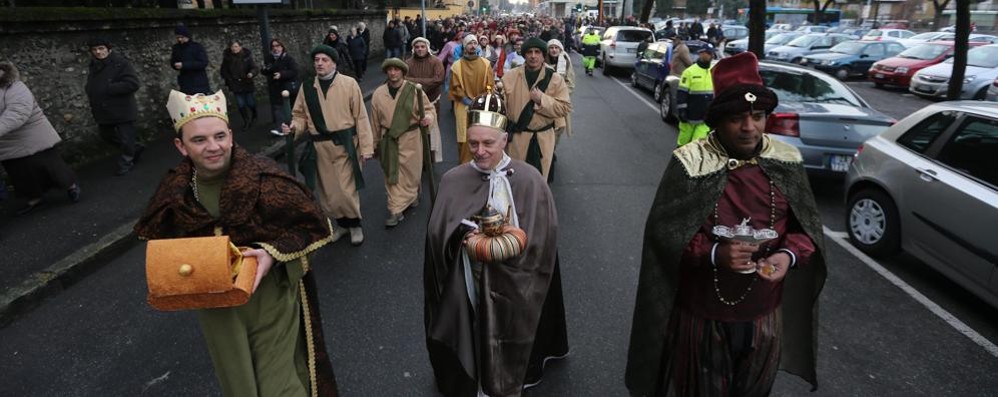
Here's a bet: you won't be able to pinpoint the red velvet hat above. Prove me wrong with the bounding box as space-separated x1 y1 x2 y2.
705 52 778 128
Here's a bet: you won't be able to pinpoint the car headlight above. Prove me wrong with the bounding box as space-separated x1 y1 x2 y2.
823 60 836 66
895 66 909 74
964 76 976 83
799 58 809 64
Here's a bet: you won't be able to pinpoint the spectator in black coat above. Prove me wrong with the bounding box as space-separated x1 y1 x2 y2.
358 22 371 60
85 37 143 176
261 38 299 135
169 25 211 95
220 40 260 130
347 27 368 81
384 20 403 59
322 28 356 78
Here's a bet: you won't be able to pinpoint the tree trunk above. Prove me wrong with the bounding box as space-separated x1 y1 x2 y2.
639 0 653 23
748 0 766 58
946 0 970 100
932 0 951 31
813 1 823 25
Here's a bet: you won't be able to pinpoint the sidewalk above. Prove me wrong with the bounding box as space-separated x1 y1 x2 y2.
0 59 387 326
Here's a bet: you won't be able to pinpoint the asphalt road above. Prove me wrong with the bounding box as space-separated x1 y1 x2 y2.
2 57 996 396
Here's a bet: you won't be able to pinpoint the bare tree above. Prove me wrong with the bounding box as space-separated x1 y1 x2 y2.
946 0 970 100
810 0 836 25
932 0 952 31
747 0 766 58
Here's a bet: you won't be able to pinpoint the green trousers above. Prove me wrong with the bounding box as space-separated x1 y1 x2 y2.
677 122 711 147
196 264 309 397
583 56 596 70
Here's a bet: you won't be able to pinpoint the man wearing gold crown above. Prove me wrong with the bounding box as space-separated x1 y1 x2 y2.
625 52 826 397
368 58 435 227
283 44 374 246
448 34 494 165
501 37 571 179
423 89 569 396
135 90 340 397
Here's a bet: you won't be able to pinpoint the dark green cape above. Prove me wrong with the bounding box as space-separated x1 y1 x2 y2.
624 134 827 395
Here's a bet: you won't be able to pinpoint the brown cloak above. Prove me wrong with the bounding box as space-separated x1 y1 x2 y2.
424 160 568 396
625 135 827 396
134 146 339 397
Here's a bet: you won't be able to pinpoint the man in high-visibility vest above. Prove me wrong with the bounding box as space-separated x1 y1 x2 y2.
676 47 714 146
580 28 601 76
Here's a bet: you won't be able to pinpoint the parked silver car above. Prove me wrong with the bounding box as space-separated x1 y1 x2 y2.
844 101 998 308
656 62 895 177
767 33 853 64
910 44 998 99
725 31 802 55
600 26 654 74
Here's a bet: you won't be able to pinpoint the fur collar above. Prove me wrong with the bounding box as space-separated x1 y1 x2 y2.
0 62 19 88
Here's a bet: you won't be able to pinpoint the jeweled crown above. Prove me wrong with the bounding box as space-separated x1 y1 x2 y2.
166 90 229 133
468 85 508 131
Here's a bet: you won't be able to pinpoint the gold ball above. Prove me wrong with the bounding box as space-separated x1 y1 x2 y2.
178 264 193 277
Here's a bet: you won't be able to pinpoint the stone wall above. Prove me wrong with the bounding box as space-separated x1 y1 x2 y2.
0 8 386 165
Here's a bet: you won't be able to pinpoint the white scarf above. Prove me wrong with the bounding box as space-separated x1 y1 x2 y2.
461 153 519 317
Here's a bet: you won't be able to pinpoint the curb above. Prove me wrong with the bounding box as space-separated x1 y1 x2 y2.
0 88 378 328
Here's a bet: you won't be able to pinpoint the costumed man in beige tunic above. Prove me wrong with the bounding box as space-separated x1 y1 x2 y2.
283 44 374 246
448 34 494 165
546 39 574 140
369 58 435 227
501 37 572 179
405 37 445 163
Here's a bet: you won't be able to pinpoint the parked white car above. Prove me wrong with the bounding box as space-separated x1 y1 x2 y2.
861 29 917 42
600 26 653 74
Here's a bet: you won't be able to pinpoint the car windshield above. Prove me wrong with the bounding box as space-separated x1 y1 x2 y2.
898 44 949 60
767 33 800 45
760 68 862 107
618 30 652 42
943 46 998 67
831 41 866 54
865 29 882 37
909 32 942 40
787 35 820 47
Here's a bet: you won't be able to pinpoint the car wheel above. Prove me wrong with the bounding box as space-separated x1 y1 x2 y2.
791 57 801 64
835 67 851 80
653 81 663 102
874 82 885 89
846 189 901 258
631 72 639 87
659 89 673 123
974 87 988 100
603 57 613 75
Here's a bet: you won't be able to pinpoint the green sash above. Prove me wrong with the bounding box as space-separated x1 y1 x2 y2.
301 78 365 191
379 82 418 185
508 67 555 172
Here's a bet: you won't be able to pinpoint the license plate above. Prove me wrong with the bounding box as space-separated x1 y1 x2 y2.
914 84 933 93
830 154 852 172
875 73 885 79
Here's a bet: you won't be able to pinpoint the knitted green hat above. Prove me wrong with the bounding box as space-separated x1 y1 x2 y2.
309 44 340 64
520 37 548 55
381 57 409 75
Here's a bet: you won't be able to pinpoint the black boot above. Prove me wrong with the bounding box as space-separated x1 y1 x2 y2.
249 106 258 128
238 108 250 130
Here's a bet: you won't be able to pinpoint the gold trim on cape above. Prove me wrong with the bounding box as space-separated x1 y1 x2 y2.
299 280 319 397
255 218 336 263
673 133 803 178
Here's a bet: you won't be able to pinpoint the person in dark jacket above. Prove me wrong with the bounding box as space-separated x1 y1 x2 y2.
347 27 368 81
384 20 403 59
358 21 371 60
261 38 299 135
220 40 259 130
170 25 211 95
322 28 356 78
85 37 144 176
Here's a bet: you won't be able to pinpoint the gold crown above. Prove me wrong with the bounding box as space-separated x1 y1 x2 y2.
166 90 228 133
467 86 508 131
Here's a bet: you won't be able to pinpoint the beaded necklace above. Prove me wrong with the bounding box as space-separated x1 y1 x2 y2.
711 178 777 306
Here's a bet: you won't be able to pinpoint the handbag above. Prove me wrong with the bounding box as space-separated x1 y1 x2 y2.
145 235 258 311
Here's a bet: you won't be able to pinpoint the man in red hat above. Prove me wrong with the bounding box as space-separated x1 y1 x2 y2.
625 52 827 396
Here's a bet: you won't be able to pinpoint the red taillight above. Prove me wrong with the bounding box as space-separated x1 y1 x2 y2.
610 40 616 49
992 78 998 87
766 112 800 137
855 143 864 159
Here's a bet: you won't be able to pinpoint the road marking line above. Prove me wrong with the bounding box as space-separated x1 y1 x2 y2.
823 226 998 358
825 230 848 239
612 77 661 113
